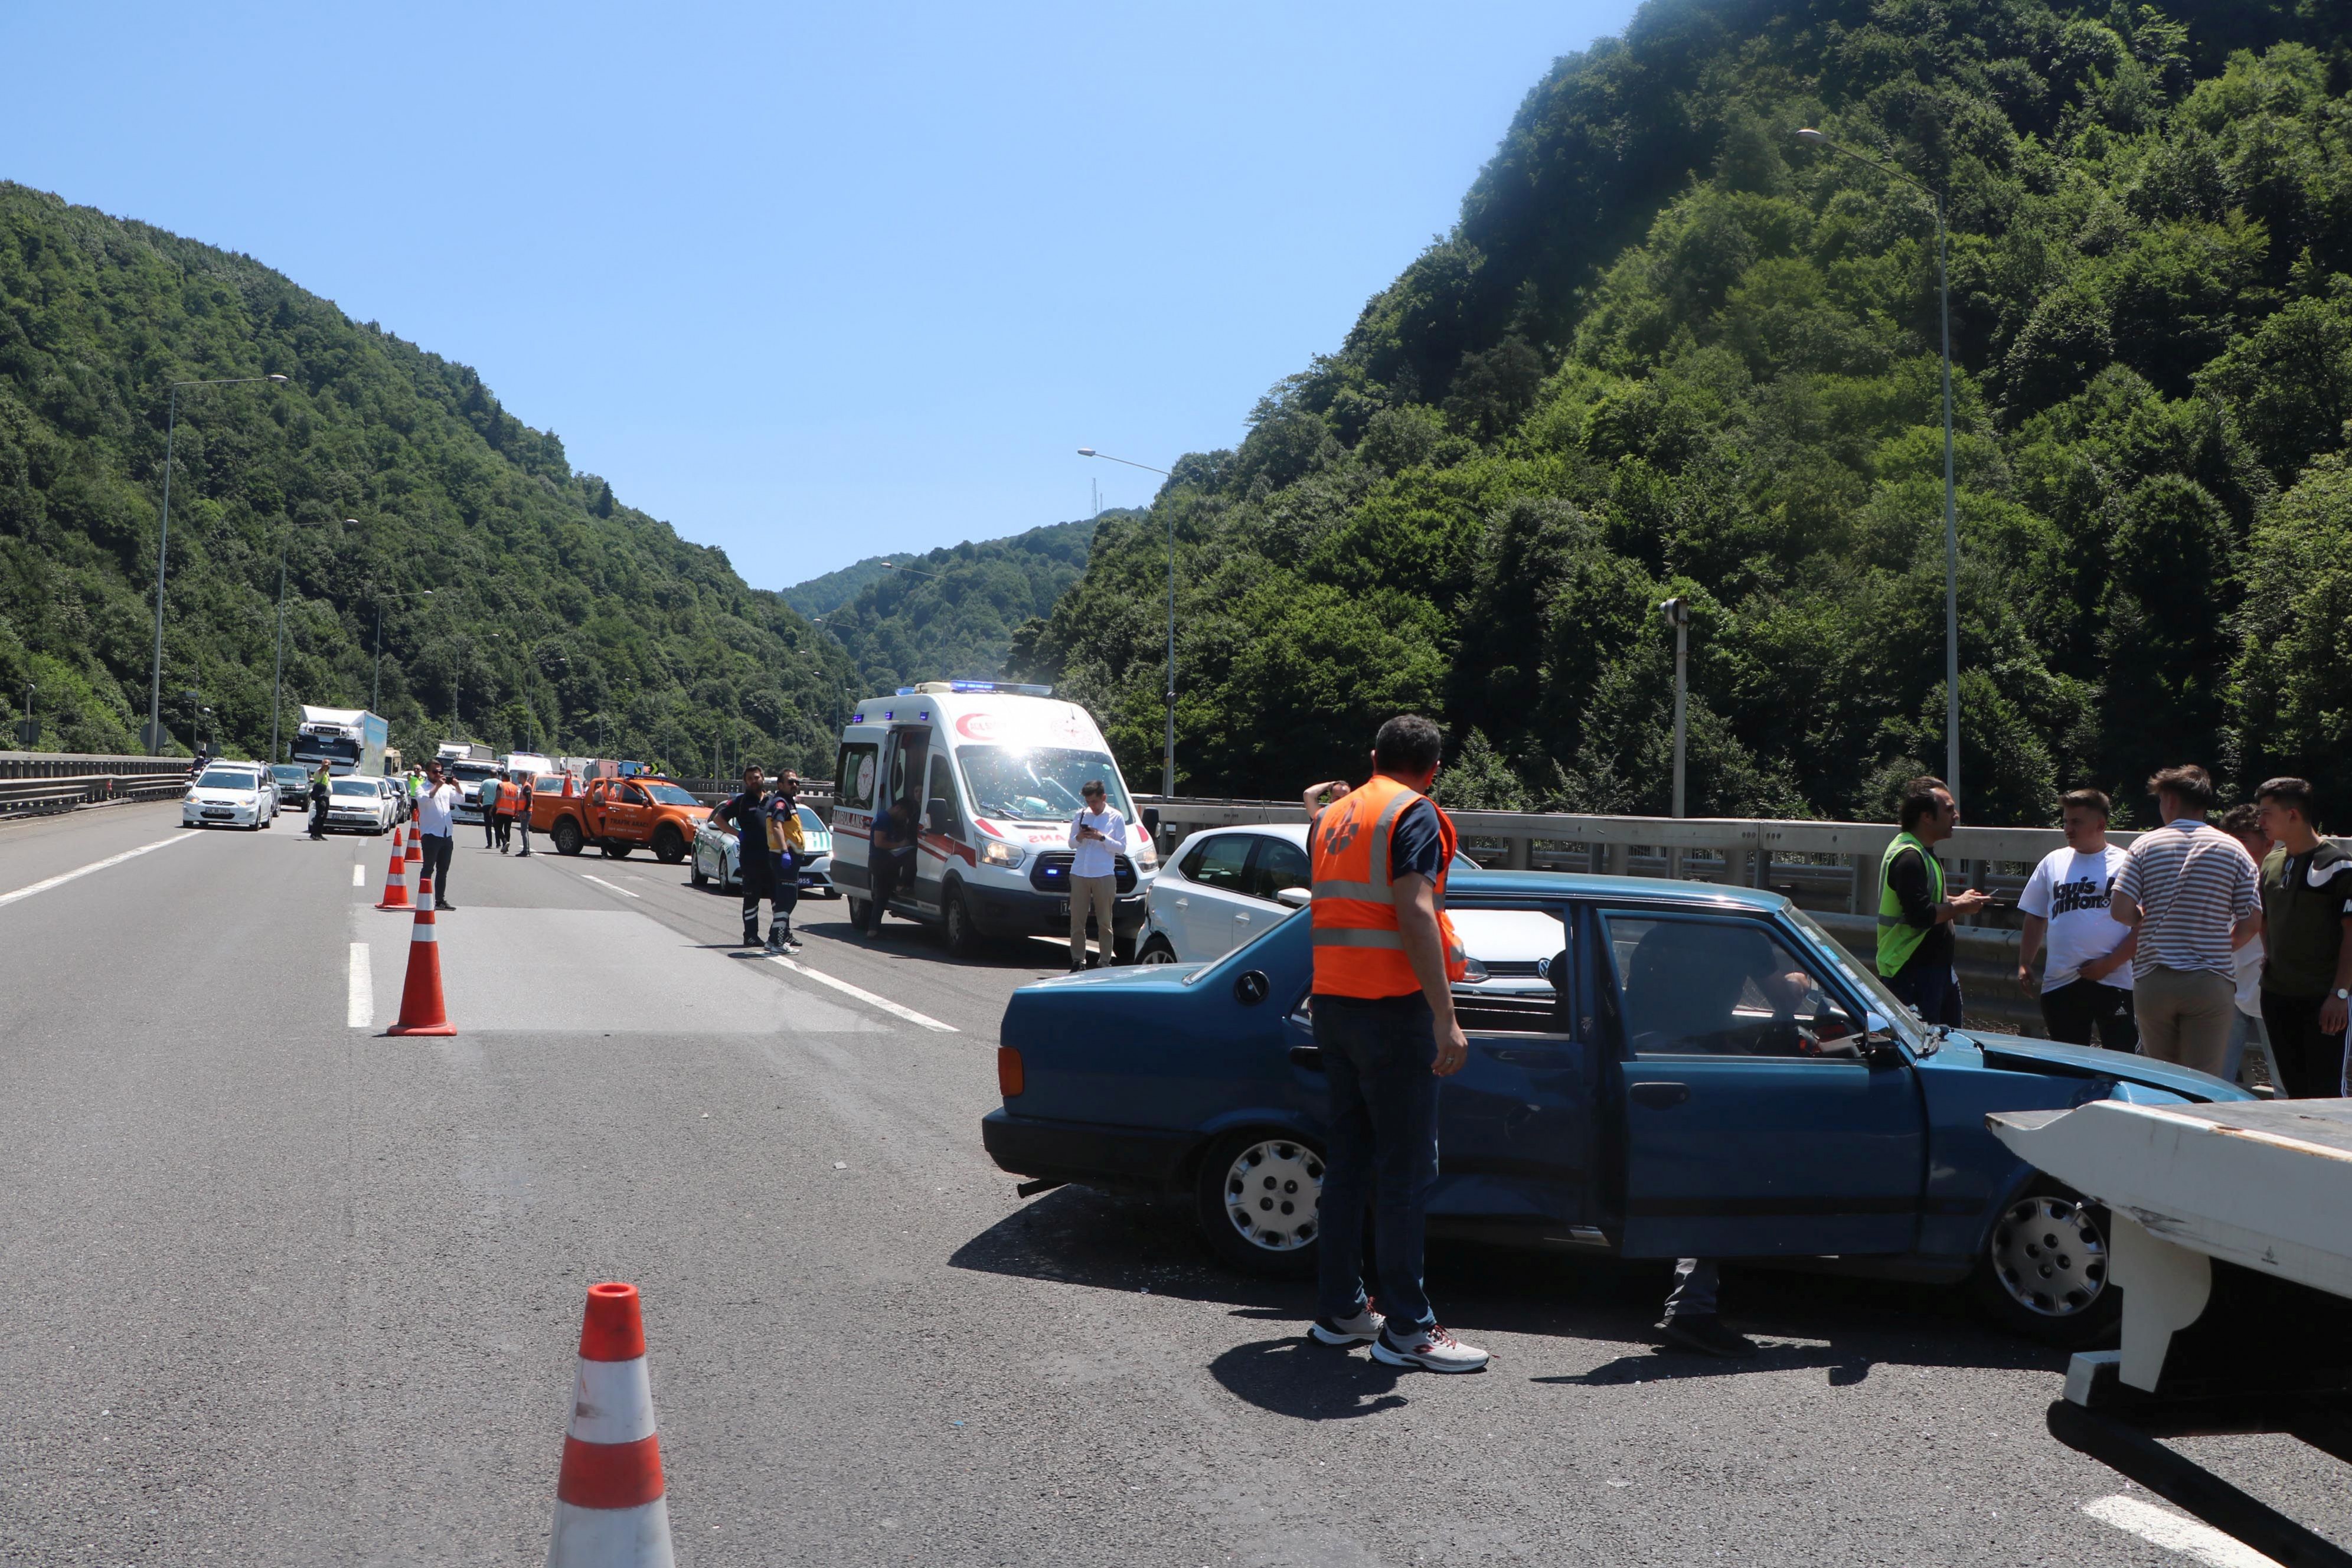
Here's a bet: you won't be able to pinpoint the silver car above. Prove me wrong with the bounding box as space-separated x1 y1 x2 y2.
691 802 836 895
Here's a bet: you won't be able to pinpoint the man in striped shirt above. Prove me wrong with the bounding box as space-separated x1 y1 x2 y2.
2109 765 2262 1079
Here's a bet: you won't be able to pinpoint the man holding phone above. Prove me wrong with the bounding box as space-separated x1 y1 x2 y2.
2017 788 2138 1052
1066 779 1125 972
1877 776 1991 1026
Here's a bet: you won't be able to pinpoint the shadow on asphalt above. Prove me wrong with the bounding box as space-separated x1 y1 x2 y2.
953 1185 2066 1417
681 887 1088 975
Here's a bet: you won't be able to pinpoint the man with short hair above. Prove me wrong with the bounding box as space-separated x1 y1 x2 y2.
1299 714 1488 1374
1877 777 1990 1025
2110 765 2260 1079
2217 803 2275 1087
2251 777 2352 1098
710 764 776 949
1066 779 1126 973
2017 789 2138 1052
414 760 462 911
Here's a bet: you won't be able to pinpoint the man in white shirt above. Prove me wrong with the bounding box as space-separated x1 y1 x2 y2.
1066 780 1126 974
413 759 464 910
2017 788 2138 1052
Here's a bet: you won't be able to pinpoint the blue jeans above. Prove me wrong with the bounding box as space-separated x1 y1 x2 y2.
1313 994 1440 1332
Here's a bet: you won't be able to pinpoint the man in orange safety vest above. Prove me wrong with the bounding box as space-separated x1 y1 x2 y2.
1297 714 1488 1374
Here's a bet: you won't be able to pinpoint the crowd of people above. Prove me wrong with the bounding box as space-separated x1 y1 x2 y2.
1877 766 2351 1099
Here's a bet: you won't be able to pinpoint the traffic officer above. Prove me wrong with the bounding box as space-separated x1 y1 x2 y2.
306 764 331 839
1298 714 1488 1374
711 763 776 948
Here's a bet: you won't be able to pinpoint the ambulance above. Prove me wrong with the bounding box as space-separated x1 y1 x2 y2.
831 681 1158 956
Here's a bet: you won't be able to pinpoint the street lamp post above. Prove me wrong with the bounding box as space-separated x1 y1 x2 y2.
270 518 367 763
1078 448 1178 797
145 374 289 754
1658 597 1691 818
1797 128 1961 802
18 682 34 750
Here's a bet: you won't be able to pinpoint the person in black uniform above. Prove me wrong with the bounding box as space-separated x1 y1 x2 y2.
306 765 331 839
710 764 776 948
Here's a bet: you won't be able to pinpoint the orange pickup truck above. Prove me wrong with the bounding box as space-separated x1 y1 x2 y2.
535 775 711 863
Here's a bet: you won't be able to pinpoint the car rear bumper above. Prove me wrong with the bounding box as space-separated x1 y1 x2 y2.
981 1108 1195 1194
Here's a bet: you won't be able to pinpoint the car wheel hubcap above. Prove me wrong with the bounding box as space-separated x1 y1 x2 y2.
1139 943 1175 964
1989 1194 2107 1317
1221 1140 1322 1253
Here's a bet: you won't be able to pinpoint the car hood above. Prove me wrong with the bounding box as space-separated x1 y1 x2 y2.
1950 1029 2252 1102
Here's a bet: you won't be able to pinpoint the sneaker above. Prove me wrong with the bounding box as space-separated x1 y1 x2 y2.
783 935 804 952
1309 1304 1386 1346
1370 1322 1489 1373
765 932 785 953
517 850 531 857
1658 1314 1756 1358
743 930 762 948
437 900 457 911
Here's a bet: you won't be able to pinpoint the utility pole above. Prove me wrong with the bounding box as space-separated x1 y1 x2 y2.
1660 597 1690 818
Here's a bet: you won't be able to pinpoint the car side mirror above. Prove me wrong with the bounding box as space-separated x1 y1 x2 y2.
1142 806 1160 834
925 796 953 834
1275 886 1311 910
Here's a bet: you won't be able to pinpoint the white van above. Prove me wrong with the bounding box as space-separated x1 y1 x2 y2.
831 681 1158 956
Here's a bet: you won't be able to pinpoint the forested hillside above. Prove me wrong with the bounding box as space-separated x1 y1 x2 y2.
778 556 892 620
0 183 854 772
1024 0 2352 824
807 517 1099 695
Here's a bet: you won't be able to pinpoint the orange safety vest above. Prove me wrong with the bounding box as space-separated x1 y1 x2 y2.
499 780 521 815
1309 774 1467 998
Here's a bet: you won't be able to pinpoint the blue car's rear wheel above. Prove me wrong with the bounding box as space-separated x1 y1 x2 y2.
1195 1131 1324 1278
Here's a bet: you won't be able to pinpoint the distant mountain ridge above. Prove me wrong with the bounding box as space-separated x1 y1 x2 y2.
777 556 892 619
786 517 1106 694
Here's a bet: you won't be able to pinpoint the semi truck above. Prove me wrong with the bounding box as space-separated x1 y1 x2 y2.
291 706 388 777
436 741 500 825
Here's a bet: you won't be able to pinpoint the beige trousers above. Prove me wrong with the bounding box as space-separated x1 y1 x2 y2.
2132 965 2236 1079
1070 873 1117 965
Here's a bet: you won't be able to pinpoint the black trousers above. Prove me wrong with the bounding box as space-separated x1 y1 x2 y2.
2260 989 2348 1098
1888 950 1963 1026
867 850 906 931
740 860 773 940
2039 978 2139 1052
482 811 497 848
419 832 454 904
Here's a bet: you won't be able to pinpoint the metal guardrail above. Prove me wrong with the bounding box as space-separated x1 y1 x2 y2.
1133 796 2340 1038
0 753 198 818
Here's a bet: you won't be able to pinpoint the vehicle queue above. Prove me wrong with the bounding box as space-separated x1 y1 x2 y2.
170 680 2288 1367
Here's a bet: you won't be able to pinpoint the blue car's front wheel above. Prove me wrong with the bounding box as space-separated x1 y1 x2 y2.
1195 1132 1324 1278
1968 1180 2119 1348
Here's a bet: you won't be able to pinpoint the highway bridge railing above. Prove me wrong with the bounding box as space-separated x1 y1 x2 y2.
0 753 194 819
1133 796 2343 1043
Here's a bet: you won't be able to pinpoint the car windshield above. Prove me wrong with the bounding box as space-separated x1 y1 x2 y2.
272 766 308 782
957 746 1132 824
332 780 378 797
1779 905 1929 1048
796 805 826 834
641 783 701 806
197 769 254 790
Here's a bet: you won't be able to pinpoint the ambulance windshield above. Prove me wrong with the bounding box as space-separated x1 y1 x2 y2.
956 746 1133 824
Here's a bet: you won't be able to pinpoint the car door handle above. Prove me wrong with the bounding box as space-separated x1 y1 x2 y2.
1288 1044 1323 1072
1175 897 1188 907
1235 912 1251 924
1629 1080 1690 1108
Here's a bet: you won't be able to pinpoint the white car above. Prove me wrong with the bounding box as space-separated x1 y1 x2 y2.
1136 822 1560 994
323 774 396 835
691 802 837 896
181 764 277 830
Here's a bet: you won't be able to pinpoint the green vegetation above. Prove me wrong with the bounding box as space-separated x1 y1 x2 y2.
0 182 854 774
805 517 1100 695
1023 0 2352 824
777 556 894 620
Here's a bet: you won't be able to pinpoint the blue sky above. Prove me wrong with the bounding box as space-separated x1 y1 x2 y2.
2 2 1640 589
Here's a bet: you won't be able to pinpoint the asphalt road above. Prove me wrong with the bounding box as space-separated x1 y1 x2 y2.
3 801 2344 1566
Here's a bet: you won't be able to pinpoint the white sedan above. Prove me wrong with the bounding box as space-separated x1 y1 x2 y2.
691 802 836 895
323 775 396 835
1136 822 1560 994
181 765 277 830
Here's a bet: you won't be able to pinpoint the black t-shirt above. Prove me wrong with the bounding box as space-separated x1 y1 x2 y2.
1389 799 1445 886
1884 844 1955 974
718 789 767 835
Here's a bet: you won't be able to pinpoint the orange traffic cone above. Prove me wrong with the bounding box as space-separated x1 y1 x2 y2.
386 874 456 1037
405 824 423 872
547 1283 675 1567
376 825 411 910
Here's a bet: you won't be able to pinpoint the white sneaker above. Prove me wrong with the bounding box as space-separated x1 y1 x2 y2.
1309 1304 1386 1346
1370 1322 1489 1373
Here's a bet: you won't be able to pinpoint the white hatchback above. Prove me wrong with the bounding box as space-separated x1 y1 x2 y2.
182 764 277 830
1136 822 1562 995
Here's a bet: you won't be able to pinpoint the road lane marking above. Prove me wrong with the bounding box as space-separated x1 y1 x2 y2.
764 955 958 1033
0 832 198 911
347 942 373 1028
581 874 640 899
2084 1495 2281 1566
352 864 365 887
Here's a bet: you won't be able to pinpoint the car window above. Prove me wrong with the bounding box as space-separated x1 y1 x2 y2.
331 780 376 797
1181 834 1253 892
1244 837 1311 903
1451 902 1574 1035
1600 913 1864 1060
835 742 878 809
622 785 650 806
796 805 825 834
195 769 254 789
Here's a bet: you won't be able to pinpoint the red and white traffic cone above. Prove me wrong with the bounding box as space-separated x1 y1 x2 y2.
376 825 411 911
406 824 423 874
386 875 456 1037
547 1283 675 1567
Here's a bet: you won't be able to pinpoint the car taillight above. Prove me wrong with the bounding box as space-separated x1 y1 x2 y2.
997 1047 1024 1097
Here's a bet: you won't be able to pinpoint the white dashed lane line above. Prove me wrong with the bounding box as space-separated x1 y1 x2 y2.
346 942 373 1028
764 953 958 1033
352 864 365 887
580 874 640 899
2085 1495 2284 1566
0 832 198 911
